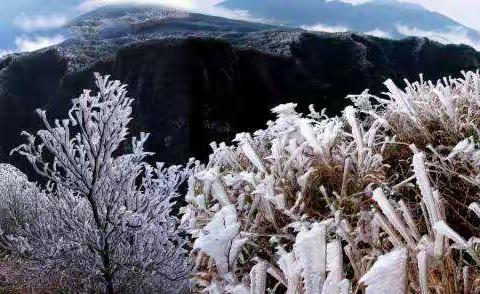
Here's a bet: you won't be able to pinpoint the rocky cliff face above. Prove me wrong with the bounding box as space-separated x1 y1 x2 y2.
1 6 480 177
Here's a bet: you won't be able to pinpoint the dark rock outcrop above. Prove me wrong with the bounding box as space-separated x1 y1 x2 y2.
2 30 480 178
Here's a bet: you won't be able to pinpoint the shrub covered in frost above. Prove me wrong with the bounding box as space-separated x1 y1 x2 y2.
5 74 190 293
0 164 42 236
183 71 480 293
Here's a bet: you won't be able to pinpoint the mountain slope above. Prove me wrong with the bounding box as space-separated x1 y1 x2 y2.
1 6 480 178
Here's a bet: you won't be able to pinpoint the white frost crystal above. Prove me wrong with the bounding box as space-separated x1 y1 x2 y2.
359 248 408 294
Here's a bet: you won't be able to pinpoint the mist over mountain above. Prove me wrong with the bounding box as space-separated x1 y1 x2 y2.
0 0 81 55
3 0 480 55
219 0 480 48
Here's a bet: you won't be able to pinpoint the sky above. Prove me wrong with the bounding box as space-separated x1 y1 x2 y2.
2 0 480 56
410 0 480 32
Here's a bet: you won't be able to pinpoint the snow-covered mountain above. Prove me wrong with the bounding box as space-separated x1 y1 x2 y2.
218 0 480 48
3 0 480 55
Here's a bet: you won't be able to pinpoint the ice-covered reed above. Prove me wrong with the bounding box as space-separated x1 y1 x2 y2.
184 71 480 293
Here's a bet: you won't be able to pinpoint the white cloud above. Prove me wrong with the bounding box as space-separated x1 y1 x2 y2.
14 35 65 52
365 29 392 38
303 24 392 39
302 23 349 33
0 49 14 58
397 25 480 50
197 7 254 21
13 14 68 32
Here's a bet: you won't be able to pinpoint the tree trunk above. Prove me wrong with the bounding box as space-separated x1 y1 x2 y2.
101 248 114 294
105 277 114 294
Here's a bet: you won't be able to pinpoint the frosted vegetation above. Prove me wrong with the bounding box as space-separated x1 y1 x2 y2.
2 71 480 292
0 74 189 293
183 71 480 293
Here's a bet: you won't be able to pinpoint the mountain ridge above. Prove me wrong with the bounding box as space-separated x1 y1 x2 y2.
1 6 480 179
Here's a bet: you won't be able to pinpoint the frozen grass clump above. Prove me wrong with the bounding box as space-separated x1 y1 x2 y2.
374 71 480 146
183 71 480 293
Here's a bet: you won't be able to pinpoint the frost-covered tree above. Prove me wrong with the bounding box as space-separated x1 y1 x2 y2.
11 73 190 292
